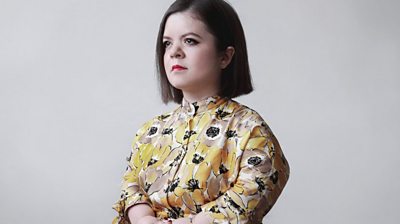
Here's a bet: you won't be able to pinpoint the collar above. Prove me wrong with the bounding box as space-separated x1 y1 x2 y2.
181 95 228 116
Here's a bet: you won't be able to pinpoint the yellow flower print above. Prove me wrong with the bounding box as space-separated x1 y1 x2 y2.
113 96 289 223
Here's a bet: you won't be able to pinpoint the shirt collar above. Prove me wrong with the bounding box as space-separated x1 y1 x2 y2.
181 95 228 116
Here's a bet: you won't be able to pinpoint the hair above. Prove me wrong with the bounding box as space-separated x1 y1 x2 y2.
156 0 254 104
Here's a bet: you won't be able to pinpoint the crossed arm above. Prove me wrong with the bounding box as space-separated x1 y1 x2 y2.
113 121 290 224
127 204 212 224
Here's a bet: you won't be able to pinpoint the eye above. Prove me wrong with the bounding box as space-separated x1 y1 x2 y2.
184 38 198 45
163 40 171 49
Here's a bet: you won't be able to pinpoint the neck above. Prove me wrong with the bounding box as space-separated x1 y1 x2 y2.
182 90 219 103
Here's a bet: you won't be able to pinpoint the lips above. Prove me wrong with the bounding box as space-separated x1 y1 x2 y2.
172 64 187 71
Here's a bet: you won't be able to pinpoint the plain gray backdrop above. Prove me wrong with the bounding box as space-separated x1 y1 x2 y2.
1 0 399 223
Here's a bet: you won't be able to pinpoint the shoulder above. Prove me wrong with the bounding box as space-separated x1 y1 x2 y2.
227 98 274 136
229 99 269 125
134 108 177 136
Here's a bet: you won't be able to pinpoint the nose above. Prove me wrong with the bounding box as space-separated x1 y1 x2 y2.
169 44 185 59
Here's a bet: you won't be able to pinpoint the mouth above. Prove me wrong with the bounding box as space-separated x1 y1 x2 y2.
172 65 187 71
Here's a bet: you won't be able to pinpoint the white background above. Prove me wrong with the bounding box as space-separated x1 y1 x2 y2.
0 0 399 223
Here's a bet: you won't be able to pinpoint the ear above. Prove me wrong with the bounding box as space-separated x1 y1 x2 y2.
219 46 235 69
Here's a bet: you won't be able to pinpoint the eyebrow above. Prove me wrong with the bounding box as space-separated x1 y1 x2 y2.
163 32 202 40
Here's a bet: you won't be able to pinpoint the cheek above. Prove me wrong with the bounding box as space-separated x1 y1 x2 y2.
163 53 168 64
193 48 220 68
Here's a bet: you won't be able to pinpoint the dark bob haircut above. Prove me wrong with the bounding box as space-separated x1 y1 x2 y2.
156 0 253 104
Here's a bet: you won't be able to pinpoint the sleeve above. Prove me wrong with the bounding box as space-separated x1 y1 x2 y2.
200 121 290 224
112 120 155 224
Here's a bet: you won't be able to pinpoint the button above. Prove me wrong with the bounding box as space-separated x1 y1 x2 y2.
188 103 196 116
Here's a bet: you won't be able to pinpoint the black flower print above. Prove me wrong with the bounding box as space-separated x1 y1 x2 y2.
170 151 183 167
269 144 276 158
270 170 279 184
147 158 158 166
144 182 151 193
120 190 129 199
183 130 196 140
195 204 202 213
187 178 200 191
192 153 205 164
210 205 221 213
206 126 220 138
226 129 237 138
126 152 132 162
192 102 199 113
168 207 184 219
248 156 262 166
165 178 180 193
225 196 245 215
162 128 173 135
113 95 290 223
255 177 266 192
147 126 158 136
261 121 268 128
158 114 171 121
219 164 228 174
216 108 230 119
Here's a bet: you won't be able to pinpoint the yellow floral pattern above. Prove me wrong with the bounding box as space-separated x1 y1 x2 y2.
113 95 290 224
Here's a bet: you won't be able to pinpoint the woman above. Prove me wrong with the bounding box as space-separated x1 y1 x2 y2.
113 0 290 223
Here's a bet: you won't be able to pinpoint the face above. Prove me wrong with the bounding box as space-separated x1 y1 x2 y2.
163 11 222 96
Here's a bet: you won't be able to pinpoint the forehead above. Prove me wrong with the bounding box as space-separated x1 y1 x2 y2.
163 11 210 37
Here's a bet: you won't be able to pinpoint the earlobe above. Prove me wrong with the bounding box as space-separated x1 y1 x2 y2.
220 46 235 69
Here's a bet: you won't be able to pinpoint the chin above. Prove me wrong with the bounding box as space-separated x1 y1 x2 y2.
170 84 187 91
169 82 193 92
167 78 189 89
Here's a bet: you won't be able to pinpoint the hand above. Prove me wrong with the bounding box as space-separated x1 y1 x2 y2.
169 217 191 224
192 212 213 224
154 221 166 224
154 220 173 224
137 215 159 224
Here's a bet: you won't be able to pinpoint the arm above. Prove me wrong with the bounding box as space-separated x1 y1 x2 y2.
127 204 157 224
168 213 212 224
112 120 156 224
198 122 290 223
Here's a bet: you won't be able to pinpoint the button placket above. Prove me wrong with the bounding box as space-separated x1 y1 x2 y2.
165 114 194 214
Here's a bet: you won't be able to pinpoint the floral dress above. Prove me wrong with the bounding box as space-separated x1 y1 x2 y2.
112 95 290 224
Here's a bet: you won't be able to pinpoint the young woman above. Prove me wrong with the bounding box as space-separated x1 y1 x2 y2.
113 0 290 223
